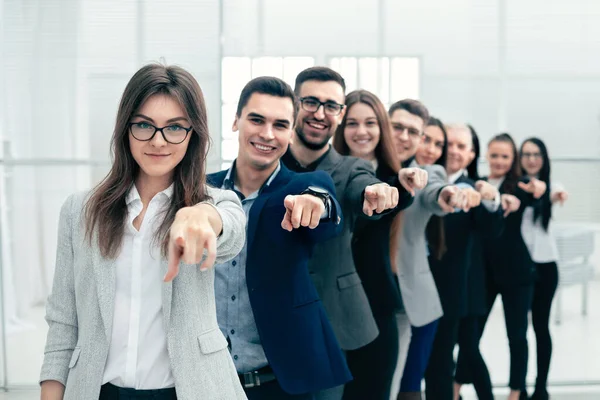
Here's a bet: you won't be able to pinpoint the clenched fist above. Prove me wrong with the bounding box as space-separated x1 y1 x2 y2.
518 177 547 199
475 180 499 201
501 194 521 217
438 186 481 213
399 167 428 196
363 183 399 216
281 194 326 231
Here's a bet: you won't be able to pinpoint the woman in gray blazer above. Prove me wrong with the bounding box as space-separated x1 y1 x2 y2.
40 64 247 400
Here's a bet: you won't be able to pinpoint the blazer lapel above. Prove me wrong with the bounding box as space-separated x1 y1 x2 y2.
92 243 116 342
246 165 292 250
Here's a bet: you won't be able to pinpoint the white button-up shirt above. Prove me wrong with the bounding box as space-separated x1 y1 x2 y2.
102 184 174 389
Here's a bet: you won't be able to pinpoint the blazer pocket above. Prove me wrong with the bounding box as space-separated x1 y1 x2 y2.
68 347 81 368
197 329 228 355
337 272 362 291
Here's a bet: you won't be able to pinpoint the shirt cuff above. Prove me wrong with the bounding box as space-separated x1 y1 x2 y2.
482 192 501 212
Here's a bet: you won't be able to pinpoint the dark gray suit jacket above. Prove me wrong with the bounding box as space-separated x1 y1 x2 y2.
285 148 382 350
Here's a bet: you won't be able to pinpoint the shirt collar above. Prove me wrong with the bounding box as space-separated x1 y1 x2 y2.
449 169 467 184
126 182 174 205
223 159 281 197
283 145 331 172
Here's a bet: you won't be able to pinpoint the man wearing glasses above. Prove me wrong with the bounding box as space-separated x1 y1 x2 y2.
282 67 401 400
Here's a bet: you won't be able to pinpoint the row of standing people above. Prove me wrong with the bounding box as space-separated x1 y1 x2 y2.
392 117 566 400
38 63 565 400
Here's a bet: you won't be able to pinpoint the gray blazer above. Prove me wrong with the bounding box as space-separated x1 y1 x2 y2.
396 162 448 327
40 186 248 400
308 149 381 350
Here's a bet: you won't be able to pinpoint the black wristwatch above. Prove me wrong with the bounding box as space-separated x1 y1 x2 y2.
301 186 330 205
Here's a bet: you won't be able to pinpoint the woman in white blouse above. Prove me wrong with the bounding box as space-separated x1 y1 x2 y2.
40 64 247 400
519 137 568 400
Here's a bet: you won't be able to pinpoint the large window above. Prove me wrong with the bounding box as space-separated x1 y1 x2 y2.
328 56 421 109
220 56 421 168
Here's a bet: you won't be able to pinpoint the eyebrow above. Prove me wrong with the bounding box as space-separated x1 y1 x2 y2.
132 114 189 124
247 112 291 127
303 95 341 104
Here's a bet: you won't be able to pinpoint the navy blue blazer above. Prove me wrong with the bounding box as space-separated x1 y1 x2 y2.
208 164 352 395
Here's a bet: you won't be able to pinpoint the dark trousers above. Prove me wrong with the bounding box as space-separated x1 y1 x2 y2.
531 262 559 392
424 316 460 400
456 281 534 391
400 319 439 392
245 380 315 400
99 383 177 399
455 316 493 400
343 313 399 400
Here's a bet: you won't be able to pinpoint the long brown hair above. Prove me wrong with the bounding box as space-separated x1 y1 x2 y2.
333 90 405 273
84 63 211 258
333 90 400 172
424 116 448 260
488 133 522 194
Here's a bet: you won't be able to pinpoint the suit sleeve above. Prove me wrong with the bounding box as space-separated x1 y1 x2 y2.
40 194 79 386
346 158 389 220
418 165 450 216
513 177 542 210
204 186 247 264
381 173 415 213
472 202 505 239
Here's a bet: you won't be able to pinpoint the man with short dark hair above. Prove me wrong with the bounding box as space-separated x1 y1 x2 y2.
282 67 403 400
210 76 351 399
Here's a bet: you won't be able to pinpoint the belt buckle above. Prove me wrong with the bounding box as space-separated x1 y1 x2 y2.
243 371 261 388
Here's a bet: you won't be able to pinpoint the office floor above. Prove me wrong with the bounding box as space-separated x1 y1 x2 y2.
1 280 599 399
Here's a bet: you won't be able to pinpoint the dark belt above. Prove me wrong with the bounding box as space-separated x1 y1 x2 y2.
99 383 177 399
238 366 277 388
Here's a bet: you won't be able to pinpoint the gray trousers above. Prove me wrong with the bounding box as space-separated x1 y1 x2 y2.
389 312 413 400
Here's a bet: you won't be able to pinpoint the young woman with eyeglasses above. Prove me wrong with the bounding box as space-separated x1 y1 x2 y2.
39 64 247 400
518 138 567 400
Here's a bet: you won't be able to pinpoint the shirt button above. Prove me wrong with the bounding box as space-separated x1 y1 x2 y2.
234 355 238 360
231 295 236 301
230 329 235 335
232 261 237 266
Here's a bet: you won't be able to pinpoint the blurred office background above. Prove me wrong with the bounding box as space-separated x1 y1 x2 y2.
1 0 600 397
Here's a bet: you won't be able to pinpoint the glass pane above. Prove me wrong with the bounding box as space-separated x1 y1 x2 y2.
252 57 283 78
329 57 358 93
283 57 315 88
391 57 420 101
222 57 251 104
221 138 239 161
378 58 390 104
358 57 379 95
221 103 238 140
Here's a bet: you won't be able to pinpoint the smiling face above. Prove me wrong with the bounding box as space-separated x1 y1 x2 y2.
487 140 514 178
343 102 381 160
390 109 424 162
234 92 295 171
520 141 544 176
128 94 192 186
446 125 475 174
416 124 445 166
294 79 346 151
